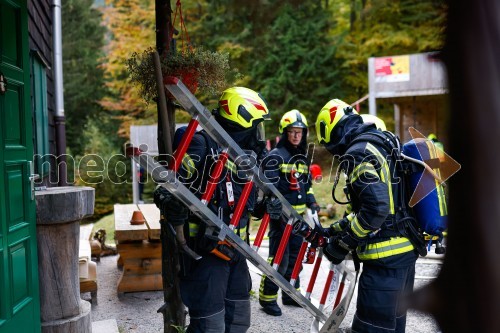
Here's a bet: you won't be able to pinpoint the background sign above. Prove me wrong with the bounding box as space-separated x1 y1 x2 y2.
375 55 410 82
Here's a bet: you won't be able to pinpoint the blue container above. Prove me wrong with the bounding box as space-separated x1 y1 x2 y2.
402 139 448 238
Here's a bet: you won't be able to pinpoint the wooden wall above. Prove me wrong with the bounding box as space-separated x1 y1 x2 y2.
27 0 57 185
392 95 449 148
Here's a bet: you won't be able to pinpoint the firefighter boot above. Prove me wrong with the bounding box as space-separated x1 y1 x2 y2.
259 300 282 316
282 296 301 307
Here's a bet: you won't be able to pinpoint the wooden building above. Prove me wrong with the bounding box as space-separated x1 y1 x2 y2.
28 0 61 185
368 52 449 146
1 0 66 331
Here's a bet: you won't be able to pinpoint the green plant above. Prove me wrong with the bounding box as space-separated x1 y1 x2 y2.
127 47 241 101
171 324 187 333
76 116 131 219
91 213 115 245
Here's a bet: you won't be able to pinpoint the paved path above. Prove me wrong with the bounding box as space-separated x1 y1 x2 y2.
85 242 442 332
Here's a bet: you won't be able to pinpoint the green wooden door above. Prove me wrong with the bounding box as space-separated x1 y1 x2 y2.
0 0 41 332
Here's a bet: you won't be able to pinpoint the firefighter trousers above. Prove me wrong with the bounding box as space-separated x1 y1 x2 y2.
351 250 418 333
181 251 252 333
259 219 303 303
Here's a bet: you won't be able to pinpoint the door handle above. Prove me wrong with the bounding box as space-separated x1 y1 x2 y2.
29 161 40 200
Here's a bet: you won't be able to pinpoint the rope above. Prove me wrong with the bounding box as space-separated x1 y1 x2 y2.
170 0 192 53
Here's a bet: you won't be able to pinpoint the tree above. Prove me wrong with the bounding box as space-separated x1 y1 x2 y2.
62 0 107 156
76 115 132 216
100 0 157 138
186 1 344 136
248 3 344 132
336 0 447 102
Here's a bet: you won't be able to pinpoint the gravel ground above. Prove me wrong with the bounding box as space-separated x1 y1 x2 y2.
85 246 442 333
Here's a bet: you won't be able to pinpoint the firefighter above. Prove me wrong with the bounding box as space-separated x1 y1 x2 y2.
428 133 445 162
314 99 419 333
428 133 444 151
154 87 281 333
360 113 387 131
258 110 320 316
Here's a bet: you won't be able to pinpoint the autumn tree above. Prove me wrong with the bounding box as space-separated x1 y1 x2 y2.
336 0 447 102
62 0 107 156
248 3 344 131
186 1 344 136
100 0 157 138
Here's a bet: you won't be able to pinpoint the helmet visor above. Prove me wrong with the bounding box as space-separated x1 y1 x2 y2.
256 121 265 142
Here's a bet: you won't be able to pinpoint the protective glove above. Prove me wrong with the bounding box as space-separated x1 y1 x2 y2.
323 231 358 265
329 217 349 235
265 197 282 220
307 228 327 248
292 220 328 247
153 186 188 226
309 202 321 214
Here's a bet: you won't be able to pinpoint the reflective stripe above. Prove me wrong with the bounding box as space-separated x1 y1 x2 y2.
234 227 247 241
292 203 306 214
189 222 199 237
225 160 237 174
365 143 395 214
259 293 278 301
280 164 309 174
426 141 448 217
437 182 447 216
182 154 196 178
331 222 343 232
350 215 371 238
259 257 278 301
357 237 414 260
307 188 314 195
331 214 352 232
345 204 353 215
349 161 379 184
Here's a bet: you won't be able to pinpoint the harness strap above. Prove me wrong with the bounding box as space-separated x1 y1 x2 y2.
347 131 427 255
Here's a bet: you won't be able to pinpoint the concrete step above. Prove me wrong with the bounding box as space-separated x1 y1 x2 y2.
92 319 119 333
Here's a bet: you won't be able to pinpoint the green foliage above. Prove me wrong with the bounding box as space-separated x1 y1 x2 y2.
91 213 115 245
127 47 240 102
248 4 344 135
62 0 106 156
335 0 447 102
188 2 345 136
80 0 447 215
171 325 187 333
76 116 131 218
100 0 157 138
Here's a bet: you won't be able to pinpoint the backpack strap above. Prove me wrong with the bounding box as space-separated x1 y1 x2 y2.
349 130 400 158
348 131 427 255
197 130 220 157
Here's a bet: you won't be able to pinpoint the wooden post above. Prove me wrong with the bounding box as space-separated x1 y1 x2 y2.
155 1 186 332
35 187 95 333
155 0 176 163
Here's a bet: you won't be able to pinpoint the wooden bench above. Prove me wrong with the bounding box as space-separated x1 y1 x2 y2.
114 203 162 293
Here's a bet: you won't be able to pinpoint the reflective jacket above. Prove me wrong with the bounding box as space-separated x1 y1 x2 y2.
261 145 316 214
178 131 256 248
340 129 415 261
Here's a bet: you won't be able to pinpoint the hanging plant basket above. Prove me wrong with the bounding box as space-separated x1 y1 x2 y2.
165 68 199 95
127 47 239 101
127 0 240 101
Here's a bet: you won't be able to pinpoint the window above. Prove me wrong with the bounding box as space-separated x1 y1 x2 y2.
31 53 50 177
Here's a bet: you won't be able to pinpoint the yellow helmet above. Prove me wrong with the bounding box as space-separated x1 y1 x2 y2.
428 133 438 141
360 114 387 131
315 99 357 144
216 87 270 129
278 109 308 134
